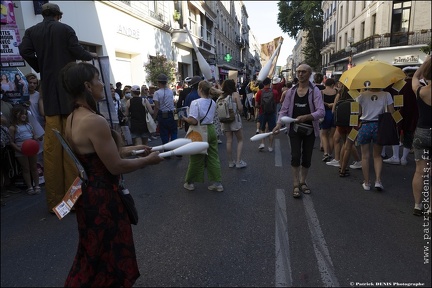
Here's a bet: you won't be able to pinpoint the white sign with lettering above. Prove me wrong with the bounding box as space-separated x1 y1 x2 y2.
393 55 419 65
117 25 140 39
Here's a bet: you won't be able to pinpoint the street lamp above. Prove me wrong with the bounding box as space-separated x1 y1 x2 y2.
345 36 357 69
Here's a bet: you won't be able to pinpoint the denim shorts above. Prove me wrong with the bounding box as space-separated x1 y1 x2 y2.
131 132 150 139
413 127 431 160
357 122 378 145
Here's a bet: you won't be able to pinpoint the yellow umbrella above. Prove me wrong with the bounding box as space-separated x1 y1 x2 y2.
340 60 405 89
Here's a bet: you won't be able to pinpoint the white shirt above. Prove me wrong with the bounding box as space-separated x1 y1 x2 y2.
153 87 175 112
189 98 215 125
357 90 393 121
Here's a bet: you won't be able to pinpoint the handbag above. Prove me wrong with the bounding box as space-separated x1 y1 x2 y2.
143 98 157 133
185 121 208 143
293 123 314 136
377 112 399 145
185 101 212 152
119 176 138 225
377 96 399 146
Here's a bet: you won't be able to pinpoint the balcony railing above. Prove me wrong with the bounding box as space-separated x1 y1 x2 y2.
330 29 431 63
321 34 336 48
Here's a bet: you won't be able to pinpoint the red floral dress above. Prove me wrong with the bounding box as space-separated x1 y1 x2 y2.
64 153 140 287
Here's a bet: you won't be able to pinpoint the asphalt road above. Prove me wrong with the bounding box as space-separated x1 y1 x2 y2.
1 117 431 287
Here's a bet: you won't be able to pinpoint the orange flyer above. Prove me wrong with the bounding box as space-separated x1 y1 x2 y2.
53 177 83 220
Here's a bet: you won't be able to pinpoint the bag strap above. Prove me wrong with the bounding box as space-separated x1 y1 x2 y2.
200 100 212 124
142 98 149 113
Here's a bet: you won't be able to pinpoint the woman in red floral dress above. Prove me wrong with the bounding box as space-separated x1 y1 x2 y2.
61 62 163 287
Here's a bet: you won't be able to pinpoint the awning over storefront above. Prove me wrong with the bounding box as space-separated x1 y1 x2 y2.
218 64 241 71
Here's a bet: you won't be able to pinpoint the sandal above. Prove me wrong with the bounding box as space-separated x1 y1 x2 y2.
34 186 41 194
339 170 350 177
300 183 311 194
293 186 301 198
26 188 36 195
338 168 350 176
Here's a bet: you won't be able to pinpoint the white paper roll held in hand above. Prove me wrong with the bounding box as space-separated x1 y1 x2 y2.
158 142 209 158
280 116 298 124
132 138 192 155
250 127 287 142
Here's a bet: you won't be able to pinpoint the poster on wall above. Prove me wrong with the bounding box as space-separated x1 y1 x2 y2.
1 67 29 104
1 0 25 67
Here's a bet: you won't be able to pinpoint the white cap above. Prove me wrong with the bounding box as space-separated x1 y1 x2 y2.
402 66 419 72
272 76 281 84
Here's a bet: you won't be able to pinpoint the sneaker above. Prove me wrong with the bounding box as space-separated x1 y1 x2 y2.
362 182 371 191
326 159 340 167
374 181 384 191
26 188 37 195
400 158 408 166
236 160 247 169
383 156 400 165
268 147 273 152
258 143 265 150
208 183 224 192
413 208 423 216
183 183 195 191
228 161 236 168
381 153 389 160
349 161 362 169
322 154 331 162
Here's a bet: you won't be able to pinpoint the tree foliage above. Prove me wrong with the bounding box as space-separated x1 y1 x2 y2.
277 1 323 71
144 53 176 86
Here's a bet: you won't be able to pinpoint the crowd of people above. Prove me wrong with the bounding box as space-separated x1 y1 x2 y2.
0 3 430 286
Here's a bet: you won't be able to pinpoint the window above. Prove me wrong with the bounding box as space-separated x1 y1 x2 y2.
392 1 411 33
352 1 356 18
345 3 349 24
371 14 376 35
351 28 355 40
340 6 343 28
361 21 365 40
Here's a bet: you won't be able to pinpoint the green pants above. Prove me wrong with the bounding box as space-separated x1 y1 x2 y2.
184 124 221 183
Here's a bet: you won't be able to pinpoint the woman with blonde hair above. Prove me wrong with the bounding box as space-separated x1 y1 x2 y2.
182 80 224 192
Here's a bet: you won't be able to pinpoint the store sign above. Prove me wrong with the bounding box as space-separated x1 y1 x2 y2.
117 25 140 39
393 55 419 65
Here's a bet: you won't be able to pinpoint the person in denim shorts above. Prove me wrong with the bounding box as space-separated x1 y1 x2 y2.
357 88 394 191
410 56 431 217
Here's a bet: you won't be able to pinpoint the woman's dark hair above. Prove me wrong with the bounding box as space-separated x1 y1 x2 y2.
221 79 236 97
325 78 335 86
61 62 99 111
338 85 351 101
14 74 21 88
10 105 28 126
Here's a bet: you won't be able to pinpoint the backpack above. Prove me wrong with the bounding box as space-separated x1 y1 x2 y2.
260 89 275 114
216 95 235 123
334 99 354 126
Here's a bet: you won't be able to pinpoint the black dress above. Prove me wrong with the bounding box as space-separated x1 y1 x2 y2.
65 153 139 287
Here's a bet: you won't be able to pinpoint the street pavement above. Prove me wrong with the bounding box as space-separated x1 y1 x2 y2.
1 117 431 287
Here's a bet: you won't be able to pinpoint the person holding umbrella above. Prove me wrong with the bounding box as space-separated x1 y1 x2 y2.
356 87 394 191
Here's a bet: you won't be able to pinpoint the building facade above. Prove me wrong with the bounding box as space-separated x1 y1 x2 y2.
13 0 261 88
320 0 431 80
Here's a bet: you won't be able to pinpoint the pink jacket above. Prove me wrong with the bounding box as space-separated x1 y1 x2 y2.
277 82 325 137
